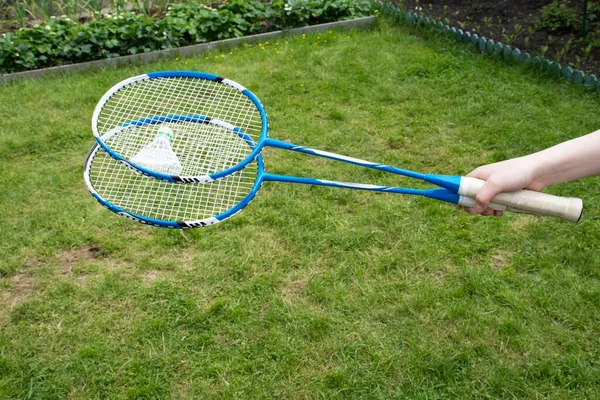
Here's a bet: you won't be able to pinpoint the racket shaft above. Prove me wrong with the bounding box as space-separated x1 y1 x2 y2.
263 140 581 221
264 138 463 191
261 174 556 215
262 173 460 202
265 138 427 180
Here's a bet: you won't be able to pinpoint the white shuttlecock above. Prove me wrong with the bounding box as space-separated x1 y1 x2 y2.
131 125 183 175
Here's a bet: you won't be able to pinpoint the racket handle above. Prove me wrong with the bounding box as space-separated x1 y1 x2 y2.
458 177 583 223
458 196 514 212
458 196 549 216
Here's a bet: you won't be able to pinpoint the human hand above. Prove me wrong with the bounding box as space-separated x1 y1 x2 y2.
458 157 547 216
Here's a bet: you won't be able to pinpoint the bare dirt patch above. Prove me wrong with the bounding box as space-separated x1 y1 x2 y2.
140 270 170 286
56 245 101 275
282 279 308 304
1 270 35 313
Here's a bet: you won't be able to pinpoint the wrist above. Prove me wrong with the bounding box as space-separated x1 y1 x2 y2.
519 153 550 181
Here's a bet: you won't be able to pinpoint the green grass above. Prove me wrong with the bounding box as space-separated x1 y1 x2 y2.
1 18 600 399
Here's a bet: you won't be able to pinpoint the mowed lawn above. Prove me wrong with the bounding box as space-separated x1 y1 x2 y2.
1 18 600 399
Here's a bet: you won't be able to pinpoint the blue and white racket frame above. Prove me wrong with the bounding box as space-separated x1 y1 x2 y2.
91 70 270 184
84 142 263 229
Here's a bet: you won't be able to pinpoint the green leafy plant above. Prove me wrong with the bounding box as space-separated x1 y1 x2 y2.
523 26 534 50
0 0 374 74
270 0 372 30
456 20 468 30
110 0 127 15
482 16 493 29
535 0 577 33
581 41 594 62
502 23 523 46
11 1 29 28
554 38 573 63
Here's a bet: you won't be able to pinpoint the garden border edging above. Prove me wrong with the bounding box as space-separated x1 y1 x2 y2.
380 3 600 94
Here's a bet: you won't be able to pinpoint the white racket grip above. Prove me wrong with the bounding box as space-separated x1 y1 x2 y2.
458 196 510 212
458 196 540 216
458 177 583 223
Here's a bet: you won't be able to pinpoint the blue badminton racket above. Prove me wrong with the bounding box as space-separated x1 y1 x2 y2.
85 120 583 228
90 71 583 225
84 141 518 229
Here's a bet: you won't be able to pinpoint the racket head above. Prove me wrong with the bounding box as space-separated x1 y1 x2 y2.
84 142 265 228
92 71 268 183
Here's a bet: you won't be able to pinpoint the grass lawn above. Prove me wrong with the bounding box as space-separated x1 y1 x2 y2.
1 18 600 399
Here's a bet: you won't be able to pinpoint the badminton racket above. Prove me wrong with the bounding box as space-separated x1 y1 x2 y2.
85 121 583 228
84 142 510 228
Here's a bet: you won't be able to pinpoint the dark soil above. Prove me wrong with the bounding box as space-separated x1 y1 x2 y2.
402 0 600 76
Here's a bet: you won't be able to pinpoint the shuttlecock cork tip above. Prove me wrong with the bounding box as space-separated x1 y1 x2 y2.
157 125 174 141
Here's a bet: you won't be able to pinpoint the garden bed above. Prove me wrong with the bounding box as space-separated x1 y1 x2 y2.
0 0 374 74
403 0 600 76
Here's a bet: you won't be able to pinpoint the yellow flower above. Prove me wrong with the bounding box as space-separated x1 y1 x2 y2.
259 43 263 46
265 41 269 44
175 57 179 61
229 51 233 55
221 54 224 58
328 30 332 34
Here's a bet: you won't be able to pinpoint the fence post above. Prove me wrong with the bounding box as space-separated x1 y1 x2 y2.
582 0 589 39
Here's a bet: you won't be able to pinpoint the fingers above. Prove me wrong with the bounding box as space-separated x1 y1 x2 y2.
460 170 504 217
459 167 504 216
456 204 504 217
473 180 504 212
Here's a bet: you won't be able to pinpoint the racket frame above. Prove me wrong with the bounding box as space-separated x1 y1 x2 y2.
92 71 269 183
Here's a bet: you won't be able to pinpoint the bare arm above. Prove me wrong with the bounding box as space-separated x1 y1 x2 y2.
463 129 600 216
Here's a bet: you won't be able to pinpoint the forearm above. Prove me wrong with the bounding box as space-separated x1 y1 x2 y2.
526 129 600 186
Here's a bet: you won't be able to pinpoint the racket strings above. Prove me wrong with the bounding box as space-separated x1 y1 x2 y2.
88 145 259 222
96 77 263 176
